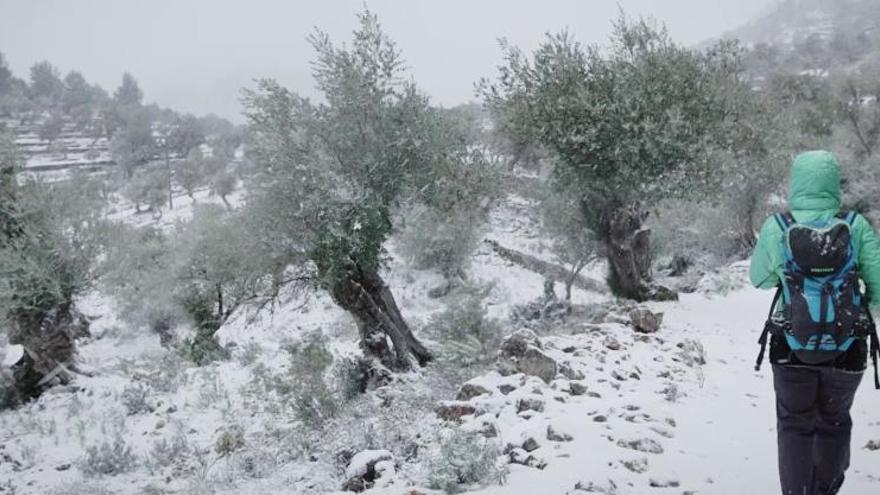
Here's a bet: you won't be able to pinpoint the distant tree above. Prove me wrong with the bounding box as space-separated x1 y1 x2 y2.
124 166 167 217
209 169 236 210
62 71 104 131
481 17 756 301
110 107 154 178
482 62 546 172
29 61 64 108
155 112 205 209
114 73 143 106
175 148 207 201
100 224 179 346
243 10 480 374
0 52 12 95
398 147 501 293
170 205 261 363
38 111 65 147
836 71 880 161
61 71 90 112
199 114 242 160
539 184 598 301
766 73 836 148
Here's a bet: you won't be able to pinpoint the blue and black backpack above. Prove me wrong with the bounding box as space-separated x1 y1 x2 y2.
755 210 880 389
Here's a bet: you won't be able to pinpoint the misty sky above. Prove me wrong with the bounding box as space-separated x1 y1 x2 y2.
0 0 778 122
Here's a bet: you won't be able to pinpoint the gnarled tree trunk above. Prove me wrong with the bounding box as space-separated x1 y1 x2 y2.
8 304 89 403
328 265 432 374
597 200 677 302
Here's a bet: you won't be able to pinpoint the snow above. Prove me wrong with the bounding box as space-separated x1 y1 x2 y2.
1 191 879 494
344 449 393 479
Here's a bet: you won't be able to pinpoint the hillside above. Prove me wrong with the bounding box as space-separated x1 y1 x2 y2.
725 0 880 48
0 190 878 494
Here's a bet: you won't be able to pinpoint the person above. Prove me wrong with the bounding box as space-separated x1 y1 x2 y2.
749 150 880 494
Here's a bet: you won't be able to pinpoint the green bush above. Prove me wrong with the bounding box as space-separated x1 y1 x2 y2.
428 283 502 369
79 436 138 477
426 430 506 494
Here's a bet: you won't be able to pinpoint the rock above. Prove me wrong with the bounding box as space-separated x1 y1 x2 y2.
616 438 664 454
507 447 527 463
498 330 558 383
507 448 547 469
436 401 477 421
559 363 585 381
427 282 454 299
621 457 649 473
570 323 605 335
649 426 675 439
517 347 558 384
55 464 71 471
629 308 663 334
342 449 393 492
649 478 680 488
456 383 490 401
676 339 707 366
569 382 588 396
498 384 517 395
522 437 540 452
611 370 627 381
517 397 545 413
603 336 621 350
866 439 880 451
593 415 607 423
573 481 617 493
547 425 573 442
499 329 542 358
477 421 498 438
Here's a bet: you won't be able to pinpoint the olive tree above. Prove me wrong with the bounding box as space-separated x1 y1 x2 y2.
155 112 205 209
0 131 100 403
481 17 754 301
243 10 481 373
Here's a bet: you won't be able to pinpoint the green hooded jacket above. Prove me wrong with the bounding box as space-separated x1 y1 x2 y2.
749 150 880 314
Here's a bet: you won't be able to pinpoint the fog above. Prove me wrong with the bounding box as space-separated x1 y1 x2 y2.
0 0 776 121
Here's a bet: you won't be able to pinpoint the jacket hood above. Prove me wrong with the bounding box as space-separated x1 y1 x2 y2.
789 150 841 212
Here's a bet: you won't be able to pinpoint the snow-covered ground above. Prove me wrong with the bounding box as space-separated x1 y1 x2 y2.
1 193 879 494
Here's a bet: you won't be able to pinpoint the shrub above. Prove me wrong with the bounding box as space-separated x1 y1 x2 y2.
120 382 153 415
398 204 485 282
215 424 246 456
283 333 339 427
428 283 502 369
509 279 572 333
149 430 192 469
80 436 138 477
236 341 263 367
249 333 359 428
426 430 506 494
49 481 118 495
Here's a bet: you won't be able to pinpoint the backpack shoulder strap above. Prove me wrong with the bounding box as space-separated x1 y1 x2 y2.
755 285 783 372
774 212 795 231
836 210 858 226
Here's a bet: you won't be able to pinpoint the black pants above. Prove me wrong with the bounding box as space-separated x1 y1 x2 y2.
773 365 863 495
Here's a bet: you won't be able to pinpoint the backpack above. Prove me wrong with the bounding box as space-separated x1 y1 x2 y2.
755 210 880 389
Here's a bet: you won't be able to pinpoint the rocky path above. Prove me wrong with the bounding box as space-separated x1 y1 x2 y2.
403 287 880 494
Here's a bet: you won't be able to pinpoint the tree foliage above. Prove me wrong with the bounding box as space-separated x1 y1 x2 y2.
242 10 489 370
481 15 759 299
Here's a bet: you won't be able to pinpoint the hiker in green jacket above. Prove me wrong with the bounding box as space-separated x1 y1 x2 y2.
750 150 880 495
